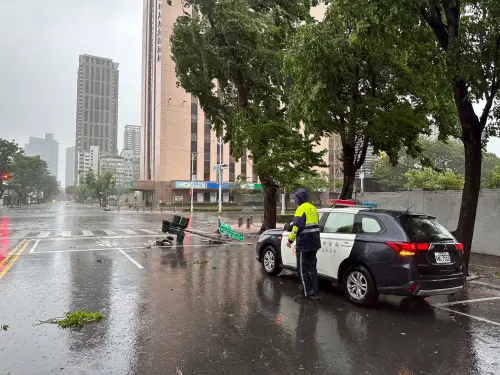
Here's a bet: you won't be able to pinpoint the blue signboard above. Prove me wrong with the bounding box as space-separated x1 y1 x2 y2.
206 182 229 190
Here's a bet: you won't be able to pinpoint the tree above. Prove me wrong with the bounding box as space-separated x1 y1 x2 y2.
384 0 500 273
75 184 91 203
289 171 335 206
95 171 116 207
0 139 23 198
404 168 464 190
38 174 59 200
170 0 325 231
11 155 49 204
285 1 456 200
371 152 413 191
65 185 75 196
485 165 500 188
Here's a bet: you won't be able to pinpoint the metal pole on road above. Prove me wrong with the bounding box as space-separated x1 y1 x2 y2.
218 135 223 214
190 152 196 213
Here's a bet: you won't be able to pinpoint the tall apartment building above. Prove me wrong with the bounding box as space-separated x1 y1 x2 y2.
76 146 99 185
135 2 338 203
65 146 76 187
121 149 140 182
124 125 141 155
74 54 119 155
24 133 59 178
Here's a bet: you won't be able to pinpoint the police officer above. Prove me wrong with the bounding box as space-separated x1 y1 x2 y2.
286 188 321 301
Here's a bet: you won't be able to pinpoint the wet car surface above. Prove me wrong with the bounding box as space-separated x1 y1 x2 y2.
1 203 500 374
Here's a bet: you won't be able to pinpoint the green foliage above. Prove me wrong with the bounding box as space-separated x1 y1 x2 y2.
55 311 103 329
485 165 500 188
0 139 24 198
404 168 464 191
170 0 326 229
284 1 456 198
65 185 75 195
74 170 116 206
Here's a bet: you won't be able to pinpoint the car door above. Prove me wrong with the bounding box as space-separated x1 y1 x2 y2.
281 223 296 268
318 211 356 280
281 212 326 269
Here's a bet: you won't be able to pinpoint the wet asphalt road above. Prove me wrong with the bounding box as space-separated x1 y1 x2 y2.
1 202 500 375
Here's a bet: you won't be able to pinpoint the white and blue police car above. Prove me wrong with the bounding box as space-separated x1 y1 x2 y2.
256 199 466 306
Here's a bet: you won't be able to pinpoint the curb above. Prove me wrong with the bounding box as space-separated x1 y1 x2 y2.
466 274 480 281
468 280 500 290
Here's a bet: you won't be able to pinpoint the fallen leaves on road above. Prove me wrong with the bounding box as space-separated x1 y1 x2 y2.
400 333 406 336
1 324 8 331
176 368 183 375
336 308 344 312
38 310 103 330
193 259 209 265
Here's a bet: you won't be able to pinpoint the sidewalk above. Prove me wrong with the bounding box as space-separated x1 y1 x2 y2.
469 253 500 287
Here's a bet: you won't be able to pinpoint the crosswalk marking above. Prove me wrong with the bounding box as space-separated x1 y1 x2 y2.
82 230 93 236
104 230 116 235
62 231 71 237
141 229 157 234
123 230 137 234
12 231 28 238
38 231 50 238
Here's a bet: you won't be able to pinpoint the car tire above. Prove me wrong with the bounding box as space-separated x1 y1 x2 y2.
343 265 378 306
261 245 282 276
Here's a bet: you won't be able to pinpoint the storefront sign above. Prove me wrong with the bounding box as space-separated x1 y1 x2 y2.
175 181 263 190
175 181 207 189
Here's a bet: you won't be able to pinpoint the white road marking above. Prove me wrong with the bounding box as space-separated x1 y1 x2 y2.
141 229 157 234
123 230 137 234
12 231 28 239
118 248 144 269
31 243 253 254
470 263 500 270
103 230 116 235
437 306 500 327
29 240 40 254
82 230 93 236
62 231 72 237
37 231 50 238
469 280 500 291
434 296 500 307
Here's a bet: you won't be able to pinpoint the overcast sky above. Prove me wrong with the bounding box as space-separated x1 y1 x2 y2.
0 1 499 187
0 0 142 184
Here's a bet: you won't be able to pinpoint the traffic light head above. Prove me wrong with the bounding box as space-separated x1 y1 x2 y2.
1 173 11 181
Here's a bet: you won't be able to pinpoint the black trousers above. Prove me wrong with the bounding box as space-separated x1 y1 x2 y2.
296 250 319 297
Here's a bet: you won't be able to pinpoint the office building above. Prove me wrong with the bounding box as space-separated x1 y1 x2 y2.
24 133 59 178
65 146 76 187
99 154 128 188
74 54 119 155
121 149 140 182
77 146 99 185
124 125 141 155
134 2 339 203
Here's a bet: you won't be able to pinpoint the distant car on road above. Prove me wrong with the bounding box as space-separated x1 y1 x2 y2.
256 200 466 306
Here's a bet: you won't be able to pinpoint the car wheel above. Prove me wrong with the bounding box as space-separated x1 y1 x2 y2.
343 265 378 306
261 246 282 276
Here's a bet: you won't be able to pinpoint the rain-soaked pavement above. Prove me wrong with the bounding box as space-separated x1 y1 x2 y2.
1 202 500 375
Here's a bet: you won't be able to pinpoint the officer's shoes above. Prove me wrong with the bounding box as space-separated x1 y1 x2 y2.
308 295 322 301
294 294 306 302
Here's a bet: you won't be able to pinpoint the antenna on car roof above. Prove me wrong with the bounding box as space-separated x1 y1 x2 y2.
405 204 415 213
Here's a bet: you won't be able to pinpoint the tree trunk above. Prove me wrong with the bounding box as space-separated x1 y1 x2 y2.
453 114 483 275
258 173 277 234
339 144 356 199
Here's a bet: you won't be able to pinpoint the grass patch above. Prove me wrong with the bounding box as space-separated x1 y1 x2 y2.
193 259 209 265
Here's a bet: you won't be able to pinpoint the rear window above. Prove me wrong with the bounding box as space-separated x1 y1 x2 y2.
399 216 455 243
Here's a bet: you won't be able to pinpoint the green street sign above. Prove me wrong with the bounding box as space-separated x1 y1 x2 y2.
219 220 244 241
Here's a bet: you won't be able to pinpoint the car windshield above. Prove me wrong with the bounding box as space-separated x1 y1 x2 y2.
400 215 455 243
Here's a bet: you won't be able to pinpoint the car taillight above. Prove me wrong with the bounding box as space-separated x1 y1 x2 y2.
456 243 464 251
386 242 429 256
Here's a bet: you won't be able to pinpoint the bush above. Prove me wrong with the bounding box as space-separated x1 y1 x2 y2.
276 214 294 223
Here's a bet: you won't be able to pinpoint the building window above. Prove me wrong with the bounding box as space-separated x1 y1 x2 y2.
105 140 108 151
91 66 95 80
96 66 100 81
85 80 90 93
89 111 94 122
91 81 94 95
95 97 99 111
84 124 88 136
96 83 100 96
94 111 99 123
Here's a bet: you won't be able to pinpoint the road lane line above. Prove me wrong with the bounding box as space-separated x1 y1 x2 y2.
62 231 72 237
437 306 500 327
37 231 50 238
0 240 26 267
82 230 93 236
103 230 116 235
12 231 28 239
0 240 30 279
29 240 40 254
469 280 500 290
123 230 137 234
118 248 144 269
435 296 500 307
141 229 157 234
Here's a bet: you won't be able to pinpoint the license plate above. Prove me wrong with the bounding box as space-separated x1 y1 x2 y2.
434 252 451 264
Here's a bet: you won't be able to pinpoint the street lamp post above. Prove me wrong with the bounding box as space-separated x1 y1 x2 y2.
217 135 223 214
190 152 197 213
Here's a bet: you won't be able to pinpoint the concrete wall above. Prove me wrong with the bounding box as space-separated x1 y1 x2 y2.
359 189 500 256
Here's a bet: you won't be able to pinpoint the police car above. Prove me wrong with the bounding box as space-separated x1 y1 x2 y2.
255 199 466 306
